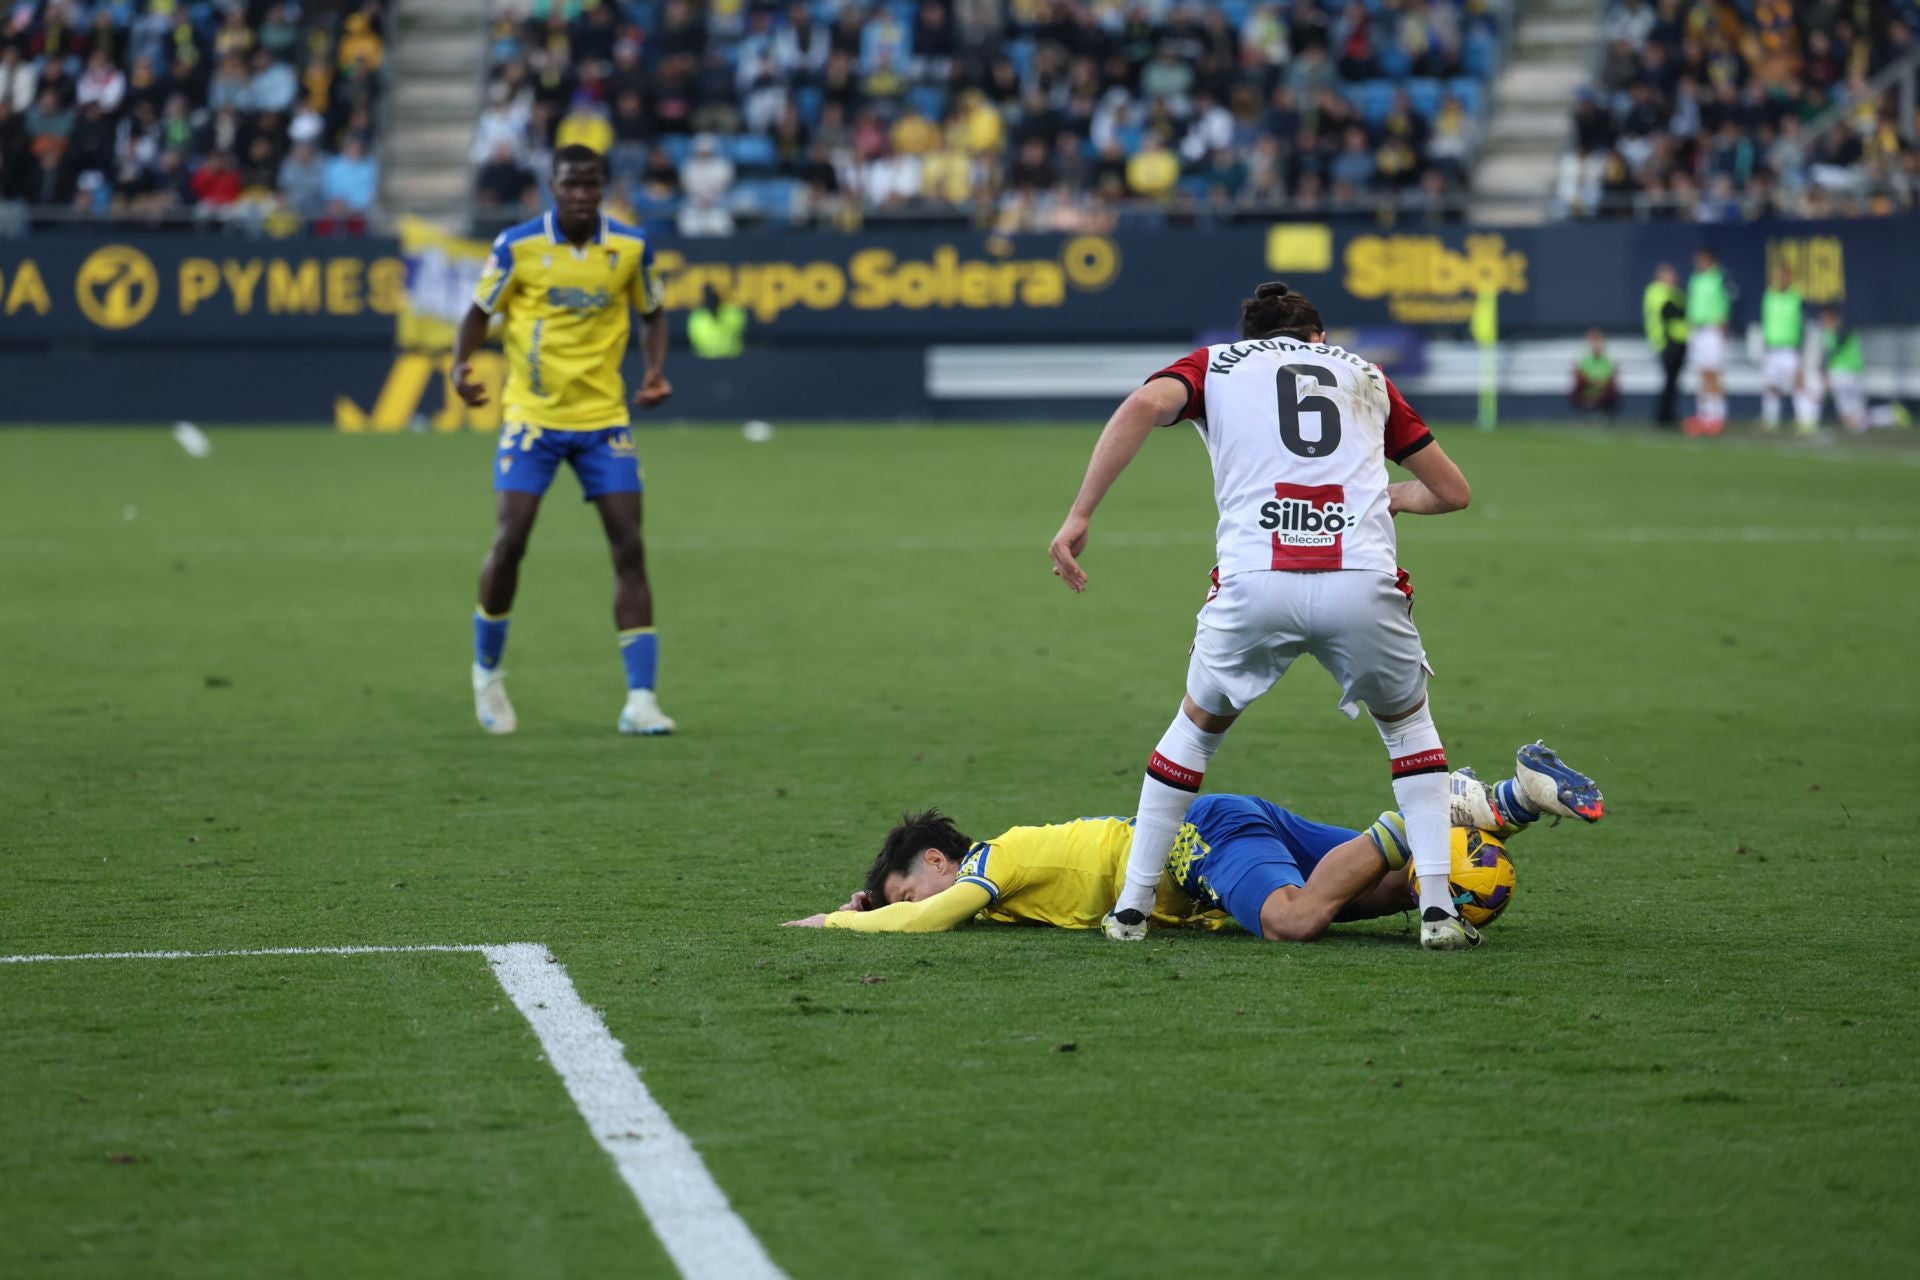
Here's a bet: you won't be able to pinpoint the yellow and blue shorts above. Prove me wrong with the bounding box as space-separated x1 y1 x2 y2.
1176 794 1361 935
494 423 642 500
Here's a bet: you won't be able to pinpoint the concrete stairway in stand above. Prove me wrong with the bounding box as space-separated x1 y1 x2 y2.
1471 0 1604 225
381 0 487 228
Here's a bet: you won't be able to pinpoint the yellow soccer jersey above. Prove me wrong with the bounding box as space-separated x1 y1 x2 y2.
963 818 1204 929
472 212 663 430
824 817 1219 934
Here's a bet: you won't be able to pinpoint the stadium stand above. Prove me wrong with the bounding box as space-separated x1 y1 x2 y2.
1558 0 1920 220
0 0 388 231
473 0 1512 234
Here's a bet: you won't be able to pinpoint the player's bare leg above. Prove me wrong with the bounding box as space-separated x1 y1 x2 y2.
1336 869 1418 923
472 489 542 734
1257 834 1391 941
594 492 674 735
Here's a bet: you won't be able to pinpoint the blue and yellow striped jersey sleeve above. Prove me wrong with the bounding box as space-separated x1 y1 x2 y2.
956 842 1001 902
610 220 663 316
472 222 538 315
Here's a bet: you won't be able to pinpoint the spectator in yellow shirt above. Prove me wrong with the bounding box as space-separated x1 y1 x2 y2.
890 105 942 156
336 11 384 73
1125 134 1179 199
953 90 1004 156
920 146 973 203
557 103 614 155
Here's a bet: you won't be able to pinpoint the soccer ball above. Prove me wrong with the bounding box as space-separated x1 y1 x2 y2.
1407 828 1516 927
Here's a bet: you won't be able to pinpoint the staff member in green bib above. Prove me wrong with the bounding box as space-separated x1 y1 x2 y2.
1571 328 1621 419
1819 305 1868 433
1759 263 1810 434
688 286 748 359
1685 247 1732 436
1643 263 1688 427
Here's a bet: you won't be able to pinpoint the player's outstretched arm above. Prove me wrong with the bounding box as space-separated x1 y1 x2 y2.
784 882 991 933
634 308 672 409
451 304 493 407
1387 439 1471 516
1049 378 1190 591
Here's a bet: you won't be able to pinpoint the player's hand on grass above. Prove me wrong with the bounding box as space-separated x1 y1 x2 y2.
783 913 829 928
834 890 875 913
634 371 673 410
1048 514 1091 592
452 361 488 407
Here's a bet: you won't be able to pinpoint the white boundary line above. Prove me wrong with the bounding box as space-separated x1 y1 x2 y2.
1 942 786 1280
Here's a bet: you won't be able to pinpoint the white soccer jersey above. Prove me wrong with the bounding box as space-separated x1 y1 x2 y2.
1151 338 1435 577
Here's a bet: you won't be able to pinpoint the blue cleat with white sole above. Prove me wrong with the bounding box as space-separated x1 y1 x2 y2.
1514 741 1606 823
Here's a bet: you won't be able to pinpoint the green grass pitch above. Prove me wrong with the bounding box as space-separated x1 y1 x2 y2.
2 423 1917 1279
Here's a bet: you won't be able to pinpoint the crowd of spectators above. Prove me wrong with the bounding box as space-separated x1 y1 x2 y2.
475 0 1508 235
1561 0 1920 221
0 0 386 230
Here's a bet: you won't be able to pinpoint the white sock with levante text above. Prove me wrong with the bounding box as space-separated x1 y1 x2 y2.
1113 709 1226 917
1375 702 1454 917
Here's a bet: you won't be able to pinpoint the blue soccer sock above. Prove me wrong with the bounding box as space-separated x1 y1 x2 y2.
618 627 658 692
474 608 510 671
1494 778 1541 826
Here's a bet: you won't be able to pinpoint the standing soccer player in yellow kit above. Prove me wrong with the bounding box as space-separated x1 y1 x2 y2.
452 145 676 737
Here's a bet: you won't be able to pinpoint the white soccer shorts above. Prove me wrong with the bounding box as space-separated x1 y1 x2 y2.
1688 327 1728 373
1186 569 1431 720
1830 370 1867 425
1762 347 1801 390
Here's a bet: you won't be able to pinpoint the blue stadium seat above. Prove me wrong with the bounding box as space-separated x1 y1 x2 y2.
1007 38 1036 78
1407 77 1444 119
1464 28 1499 79
1361 80 1398 124
1449 78 1485 118
909 84 948 121
733 178 801 220
661 135 693 165
730 179 774 214
794 86 824 128
725 134 777 168
1377 44 1412 80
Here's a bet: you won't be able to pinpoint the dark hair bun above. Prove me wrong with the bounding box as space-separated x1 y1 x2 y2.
1255 281 1292 299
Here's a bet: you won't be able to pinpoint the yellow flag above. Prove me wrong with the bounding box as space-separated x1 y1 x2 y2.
1470 285 1499 348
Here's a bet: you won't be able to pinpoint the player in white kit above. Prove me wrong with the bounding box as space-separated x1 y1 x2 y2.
1049 282 1493 950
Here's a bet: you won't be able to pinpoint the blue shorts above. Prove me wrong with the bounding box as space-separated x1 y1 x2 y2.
1178 794 1363 936
494 423 643 501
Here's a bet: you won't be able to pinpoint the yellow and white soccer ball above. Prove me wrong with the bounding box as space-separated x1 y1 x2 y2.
1408 828 1516 927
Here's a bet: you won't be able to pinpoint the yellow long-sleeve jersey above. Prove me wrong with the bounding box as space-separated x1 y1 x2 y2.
823 816 1226 934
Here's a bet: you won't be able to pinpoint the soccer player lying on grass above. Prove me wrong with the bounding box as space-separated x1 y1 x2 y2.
784 744 1603 943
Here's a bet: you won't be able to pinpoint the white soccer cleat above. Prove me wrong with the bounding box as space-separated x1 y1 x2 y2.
617 689 676 736
473 664 517 735
1419 907 1483 951
1514 741 1606 823
1102 908 1149 942
1448 767 1506 832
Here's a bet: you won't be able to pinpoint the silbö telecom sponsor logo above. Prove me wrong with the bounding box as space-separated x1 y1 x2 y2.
1259 494 1349 547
